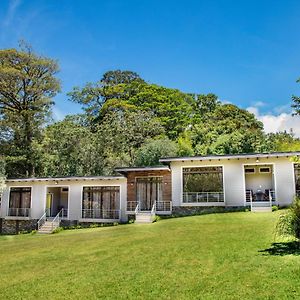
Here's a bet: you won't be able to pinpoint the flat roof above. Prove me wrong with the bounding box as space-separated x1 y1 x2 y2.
6 176 125 183
115 166 170 174
159 151 300 163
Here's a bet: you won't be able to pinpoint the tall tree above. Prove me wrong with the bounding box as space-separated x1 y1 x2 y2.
68 70 144 124
0 42 60 177
191 104 265 155
292 77 300 115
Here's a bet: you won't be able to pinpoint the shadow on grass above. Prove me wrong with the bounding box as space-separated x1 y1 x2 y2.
259 241 300 256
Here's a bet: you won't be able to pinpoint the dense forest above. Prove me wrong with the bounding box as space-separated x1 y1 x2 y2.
1 44 300 179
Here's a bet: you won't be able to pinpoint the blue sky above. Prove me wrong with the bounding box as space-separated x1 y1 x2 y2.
1 0 300 135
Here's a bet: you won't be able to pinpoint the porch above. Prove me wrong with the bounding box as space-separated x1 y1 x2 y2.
46 186 69 219
127 200 172 215
244 164 275 211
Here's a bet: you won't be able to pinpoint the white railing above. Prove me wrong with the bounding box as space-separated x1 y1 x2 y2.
135 204 139 214
151 202 156 221
61 208 68 218
8 208 31 217
37 208 50 231
183 192 224 203
246 190 276 202
155 201 172 212
127 201 138 211
81 209 120 219
245 190 253 202
50 209 63 232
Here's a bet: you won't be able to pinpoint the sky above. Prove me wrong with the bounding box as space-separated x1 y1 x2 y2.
1 0 300 135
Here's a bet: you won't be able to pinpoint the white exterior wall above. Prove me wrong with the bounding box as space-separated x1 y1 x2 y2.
1 178 128 222
170 156 297 207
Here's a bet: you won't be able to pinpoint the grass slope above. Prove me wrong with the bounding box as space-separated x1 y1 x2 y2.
0 211 300 299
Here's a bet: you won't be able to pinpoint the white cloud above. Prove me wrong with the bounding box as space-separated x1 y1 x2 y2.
2 0 21 27
53 107 66 121
247 106 300 137
252 101 266 107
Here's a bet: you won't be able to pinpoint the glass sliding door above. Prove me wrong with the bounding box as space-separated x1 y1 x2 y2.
136 177 162 211
82 186 120 219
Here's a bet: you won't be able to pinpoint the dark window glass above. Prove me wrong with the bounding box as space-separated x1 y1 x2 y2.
183 167 223 193
9 187 31 208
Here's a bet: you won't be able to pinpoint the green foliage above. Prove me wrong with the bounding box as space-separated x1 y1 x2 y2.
0 42 60 177
135 138 178 166
52 227 64 234
292 77 300 115
276 197 300 240
263 131 300 152
37 115 105 177
191 104 264 155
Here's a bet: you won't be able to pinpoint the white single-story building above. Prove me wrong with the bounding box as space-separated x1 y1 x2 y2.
0 151 300 233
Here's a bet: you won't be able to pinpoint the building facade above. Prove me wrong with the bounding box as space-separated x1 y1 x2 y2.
1 152 300 233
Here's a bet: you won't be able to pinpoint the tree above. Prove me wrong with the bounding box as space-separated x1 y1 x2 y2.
96 110 165 172
68 71 195 139
68 70 144 124
262 131 300 152
0 42 60 177
191 104 264 155
276 197 300 242
135 138 178 166
37 115 103 177
292 77 300 115
192 93 221 120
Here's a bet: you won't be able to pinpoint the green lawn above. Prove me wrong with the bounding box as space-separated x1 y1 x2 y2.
0 211 300 299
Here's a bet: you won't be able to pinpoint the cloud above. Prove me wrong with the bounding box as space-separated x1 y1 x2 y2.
2 0 21 27
252 101 266 107
53 107 66 121
247 106 300 137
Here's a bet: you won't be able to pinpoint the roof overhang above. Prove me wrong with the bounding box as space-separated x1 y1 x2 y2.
115 166 170 175
6 176 125 183
159 151 300 163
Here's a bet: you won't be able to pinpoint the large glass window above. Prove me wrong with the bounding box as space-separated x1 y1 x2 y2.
82 186 120 219
183 167 224 203
294 164 300 196
9 187 31 216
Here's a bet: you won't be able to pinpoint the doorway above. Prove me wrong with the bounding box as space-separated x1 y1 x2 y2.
136 177 162 211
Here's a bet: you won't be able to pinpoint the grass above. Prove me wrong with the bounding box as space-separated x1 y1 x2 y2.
0 211 300 299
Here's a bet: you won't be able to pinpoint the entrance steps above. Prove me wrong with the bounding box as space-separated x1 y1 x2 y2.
251 201 272 212
135 212 154 224
38 220 59 234
251 206 272 212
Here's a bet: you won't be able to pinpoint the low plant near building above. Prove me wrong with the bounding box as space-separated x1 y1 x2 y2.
52 227 64 234
276 197 300 242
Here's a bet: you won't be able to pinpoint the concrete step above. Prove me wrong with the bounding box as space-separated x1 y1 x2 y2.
135 213 154 224
251 206 272 212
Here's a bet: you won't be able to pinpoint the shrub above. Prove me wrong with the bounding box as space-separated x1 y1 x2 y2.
272 205 279 212
276 197 300 240
52 227 64 234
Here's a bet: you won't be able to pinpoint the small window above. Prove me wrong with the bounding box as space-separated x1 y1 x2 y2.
245 168 255 174
259 167 271 173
